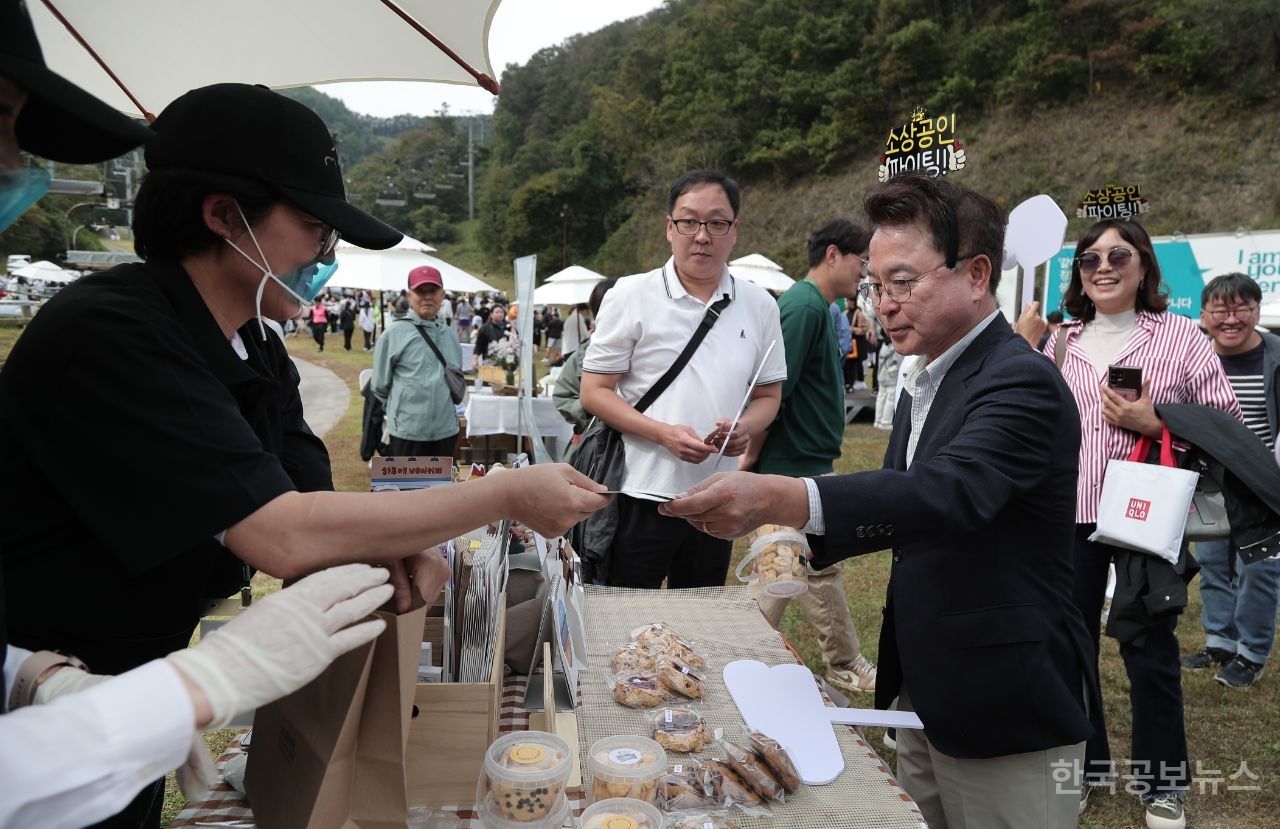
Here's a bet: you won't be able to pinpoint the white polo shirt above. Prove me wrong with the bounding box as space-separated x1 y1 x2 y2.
584 257 787 498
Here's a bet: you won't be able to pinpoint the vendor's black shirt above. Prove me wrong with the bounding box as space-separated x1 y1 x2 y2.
0 259 333 675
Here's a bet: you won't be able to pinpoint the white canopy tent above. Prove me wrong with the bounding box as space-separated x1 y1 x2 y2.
532 265 605 306
28 1 504 118
729 253 795 294
544 265 606 284
12 260 79 283
328 239 499 294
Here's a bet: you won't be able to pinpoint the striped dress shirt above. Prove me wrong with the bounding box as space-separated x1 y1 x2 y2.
1044 310 1242 524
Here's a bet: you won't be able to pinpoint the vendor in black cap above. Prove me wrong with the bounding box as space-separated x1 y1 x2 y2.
0 51 608 829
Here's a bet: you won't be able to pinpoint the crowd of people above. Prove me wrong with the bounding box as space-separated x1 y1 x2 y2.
2 3 1277 829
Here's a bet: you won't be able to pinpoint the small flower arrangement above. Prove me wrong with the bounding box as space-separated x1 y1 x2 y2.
487 333 521 383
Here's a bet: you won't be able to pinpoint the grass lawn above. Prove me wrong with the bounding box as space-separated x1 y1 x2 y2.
1 319 1270 827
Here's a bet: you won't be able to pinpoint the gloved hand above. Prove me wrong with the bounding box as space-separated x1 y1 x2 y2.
176 732 218 801
166 563 394 729
31 662 110 705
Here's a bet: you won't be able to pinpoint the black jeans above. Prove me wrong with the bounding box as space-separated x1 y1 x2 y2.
342 327 354 350
606 495 732 588
310 322 326 349
363 329 373 350
386 433 458 458
1073 524 1189 794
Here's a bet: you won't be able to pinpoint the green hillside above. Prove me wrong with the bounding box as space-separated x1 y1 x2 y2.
473 0 1280 279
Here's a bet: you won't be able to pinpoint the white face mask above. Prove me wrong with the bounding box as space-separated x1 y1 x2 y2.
224 202 339 339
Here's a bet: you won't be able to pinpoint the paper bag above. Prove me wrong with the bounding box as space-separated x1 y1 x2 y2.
245 602 428 829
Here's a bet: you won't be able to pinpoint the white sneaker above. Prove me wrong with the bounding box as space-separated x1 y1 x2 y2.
826 654 876 694
1144 793 1185 829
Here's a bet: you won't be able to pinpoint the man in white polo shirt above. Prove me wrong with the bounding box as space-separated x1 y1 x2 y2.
580 170 786 588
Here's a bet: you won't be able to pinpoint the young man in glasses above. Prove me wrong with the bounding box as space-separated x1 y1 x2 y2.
662 172 1096 829
1183 273 1280 688
579 170 785 588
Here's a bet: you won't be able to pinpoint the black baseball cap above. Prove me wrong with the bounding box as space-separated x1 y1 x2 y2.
145 83 402 250
1 0 154 162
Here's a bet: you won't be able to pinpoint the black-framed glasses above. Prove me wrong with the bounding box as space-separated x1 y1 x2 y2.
1204 304 1259 322
859 256 972 307
1075 247 1134 274
670 217 734 237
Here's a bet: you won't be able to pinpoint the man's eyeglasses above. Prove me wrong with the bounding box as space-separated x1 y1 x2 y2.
858 256 971 307
1204 305 1259 322
1075 247 1135 274
670 217 734 237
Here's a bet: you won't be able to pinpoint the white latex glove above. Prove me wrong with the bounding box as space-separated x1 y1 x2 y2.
31 663 110 705
176 732 218 801
166 563 394 728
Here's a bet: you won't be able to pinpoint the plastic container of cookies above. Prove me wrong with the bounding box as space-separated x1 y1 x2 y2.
588 735 667 804
734 524 810 597
579 797 664 829
478 792 570 829
481 731 573 823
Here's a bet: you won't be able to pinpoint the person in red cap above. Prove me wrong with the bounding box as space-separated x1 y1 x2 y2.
372 265 464 457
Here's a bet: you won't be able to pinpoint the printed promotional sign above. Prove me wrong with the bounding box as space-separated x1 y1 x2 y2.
1076 183 1151 221
878 106 967 182
1043 229 1280 319
370 456 452 491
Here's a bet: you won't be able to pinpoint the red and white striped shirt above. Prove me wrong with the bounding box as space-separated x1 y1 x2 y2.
1044 311 1242 523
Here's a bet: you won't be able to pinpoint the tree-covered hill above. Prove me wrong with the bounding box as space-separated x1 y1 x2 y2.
477 0 1280 277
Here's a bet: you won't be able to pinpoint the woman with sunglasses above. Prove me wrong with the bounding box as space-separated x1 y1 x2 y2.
1042 219 1239 829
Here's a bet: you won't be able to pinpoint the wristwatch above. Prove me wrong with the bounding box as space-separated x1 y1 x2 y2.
7 650 89 712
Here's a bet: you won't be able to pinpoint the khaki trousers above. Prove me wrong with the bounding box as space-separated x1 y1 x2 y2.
751 556 862 669
896 687 1084 829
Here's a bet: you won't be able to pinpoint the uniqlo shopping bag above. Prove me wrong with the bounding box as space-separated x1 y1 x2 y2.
245 601 427 829
1089 424 1198 564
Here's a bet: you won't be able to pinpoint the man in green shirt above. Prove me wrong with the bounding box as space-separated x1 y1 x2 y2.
745 219 878 695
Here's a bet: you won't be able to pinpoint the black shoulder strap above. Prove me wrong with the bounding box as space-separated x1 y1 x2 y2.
413 323 450 369
634 293 732 414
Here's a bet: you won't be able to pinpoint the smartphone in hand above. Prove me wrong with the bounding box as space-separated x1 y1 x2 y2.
1108 364 1143 402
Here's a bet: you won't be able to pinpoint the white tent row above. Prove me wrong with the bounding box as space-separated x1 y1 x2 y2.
729 253 795 294
12 260 80 283
531 265 607 306
328 236 500 294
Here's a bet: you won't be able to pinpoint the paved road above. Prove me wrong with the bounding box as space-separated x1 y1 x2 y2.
292 356 349 438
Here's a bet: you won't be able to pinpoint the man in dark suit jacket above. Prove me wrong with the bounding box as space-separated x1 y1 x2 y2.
664 172 1096 828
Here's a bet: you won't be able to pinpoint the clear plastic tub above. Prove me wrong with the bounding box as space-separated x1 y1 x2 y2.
579 797 665 829
587 735 667 804
481 731 573 822
735 524 810 597
477 792 569 829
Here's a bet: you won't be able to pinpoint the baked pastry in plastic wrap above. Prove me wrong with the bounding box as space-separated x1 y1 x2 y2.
656 654 707 700
748 730 802 792
719 736 785 803
612 670 667 708
657 760 716 812
648 706 711 752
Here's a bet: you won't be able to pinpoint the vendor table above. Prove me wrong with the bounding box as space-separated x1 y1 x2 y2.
579 586 925 829
464 391 572 458
170 675 582 828
173 586 922 829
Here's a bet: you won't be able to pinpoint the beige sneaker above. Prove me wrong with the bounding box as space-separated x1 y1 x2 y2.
826 654 877 693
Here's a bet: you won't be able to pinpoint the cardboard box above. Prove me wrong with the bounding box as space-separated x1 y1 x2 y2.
406 596 507 806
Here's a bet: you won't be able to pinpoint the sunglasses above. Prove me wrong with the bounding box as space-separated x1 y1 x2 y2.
1075 247 1135 274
